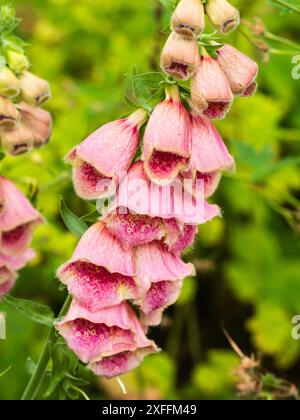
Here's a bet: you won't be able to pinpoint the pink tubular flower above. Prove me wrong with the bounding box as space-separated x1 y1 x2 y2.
107 160 220 226
57 222 149 311
171 0 206 38
185 112 234 198
55 299 157 376
66 109 148 200
191 51 233 119
134 280 183 327
216 44 258 96
0 177 43 256
0 249 35 298
18 102 52 148
142 85 191 185
164 222 198 254
160 32 200 80
134 241 195 285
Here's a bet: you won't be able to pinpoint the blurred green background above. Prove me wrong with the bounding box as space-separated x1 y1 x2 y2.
0 0 300 400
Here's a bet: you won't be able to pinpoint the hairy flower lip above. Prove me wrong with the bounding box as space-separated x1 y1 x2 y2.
0 97 20 130
142 86 191 185
55 299 158 369
19 71 51 107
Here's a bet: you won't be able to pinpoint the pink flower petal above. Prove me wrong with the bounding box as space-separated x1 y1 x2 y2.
134 241 195 285
63 221 135 277
89 347 157 379
216 44 258 96
55 300 157 365
134 280 183 327
66 110 147 200
191 55 233 119
58 261 141 312
143 95 191 184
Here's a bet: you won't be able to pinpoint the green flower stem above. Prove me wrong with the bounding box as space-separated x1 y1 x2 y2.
265 31 300 50
21 295 72 400
272 0 300 14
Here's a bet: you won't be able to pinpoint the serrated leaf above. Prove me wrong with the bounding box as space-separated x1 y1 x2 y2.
130 72 164 89
60 197 88 236
131 67 152 106
3 295 55 327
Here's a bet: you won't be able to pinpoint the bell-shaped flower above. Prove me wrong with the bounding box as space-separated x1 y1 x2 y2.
191 51 234 119
205 0 240 34
107 161 220 226
171 0 205 38
57 222 149 311
55 299 158 376
19 71 51 106
0 178 43 256
18 102 52 147
66 109 147 200
143 85 191 185
134 280 183 327
0 97 20 130
134 240 195 286
216 44 258 96
161 32 199 80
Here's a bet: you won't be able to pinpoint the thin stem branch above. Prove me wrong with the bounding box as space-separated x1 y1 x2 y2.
272 0 300 14
265 31 300 50
21 295 72 400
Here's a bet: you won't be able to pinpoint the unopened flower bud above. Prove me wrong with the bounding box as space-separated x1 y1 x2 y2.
17 102 52 147
19 71 51 106
161 32 200 80
0 66 20 99
7 50 30 75
205 0 240 34
0 97 20 130
1 123 33 156
171 0 205 38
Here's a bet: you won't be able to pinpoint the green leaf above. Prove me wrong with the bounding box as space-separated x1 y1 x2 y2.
159 0 177 11
131 67 152 106
130 72 164 89
3 295 55 327
60 197 88 236
45 343 70 397
0 5 21 34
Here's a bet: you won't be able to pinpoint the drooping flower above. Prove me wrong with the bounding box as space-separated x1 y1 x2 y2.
191 50 234 119
0 249 35 299
7 51 30 75
107 161 220 226
216 44 259 96
185 112 234 197
0 67 20 99
161 32 199 80
171 0 205 38
19 71 51 106
0 177 43 256
134 280 183 327
55 299 158 377
0 97 20 130
205 0 240 34
142 85 191 185
164 221 198 254
134 240 195 286
66 109 147 200
57 222 149 311
0 122 33 156
18 102 52 147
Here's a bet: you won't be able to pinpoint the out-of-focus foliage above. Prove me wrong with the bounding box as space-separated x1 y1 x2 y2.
0 0 300 400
